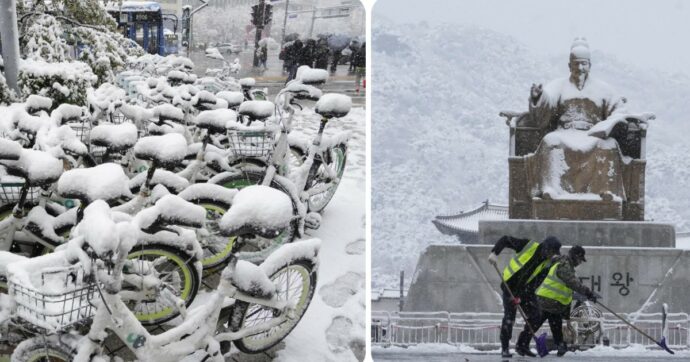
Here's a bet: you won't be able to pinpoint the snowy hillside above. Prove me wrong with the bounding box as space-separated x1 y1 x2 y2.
372 20 690 290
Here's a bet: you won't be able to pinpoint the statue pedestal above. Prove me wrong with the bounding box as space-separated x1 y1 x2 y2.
532 198 622 220
478 219 675 248
405 244 690 314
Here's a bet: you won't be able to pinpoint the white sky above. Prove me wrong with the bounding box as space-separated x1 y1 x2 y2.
374 0 690 75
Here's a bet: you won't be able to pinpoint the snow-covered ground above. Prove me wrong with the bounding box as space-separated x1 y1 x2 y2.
372 344 690 361
275 106 366 361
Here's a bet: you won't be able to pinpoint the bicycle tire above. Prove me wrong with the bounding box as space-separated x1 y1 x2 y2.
11 335 74 362
124 243 200 326
228 258 317 354
304 143 347 212
196 200 236 270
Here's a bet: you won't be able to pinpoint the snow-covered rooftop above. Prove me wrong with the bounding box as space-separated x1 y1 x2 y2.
432 201 508 236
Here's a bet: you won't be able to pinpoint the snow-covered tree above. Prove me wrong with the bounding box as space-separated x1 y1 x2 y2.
17 1 143 86
18 59 97 108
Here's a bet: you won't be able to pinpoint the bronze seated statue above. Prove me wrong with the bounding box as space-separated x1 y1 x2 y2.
501 38 654 221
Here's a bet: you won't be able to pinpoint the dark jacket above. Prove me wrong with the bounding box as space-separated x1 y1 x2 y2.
285 40 303 67
352 44 365 68
537 255 592 318
493 236 561 296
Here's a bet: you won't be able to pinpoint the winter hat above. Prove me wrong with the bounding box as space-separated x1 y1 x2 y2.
570 37 590 61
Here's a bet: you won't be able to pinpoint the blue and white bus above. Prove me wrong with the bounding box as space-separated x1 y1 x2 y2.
106 1 178 55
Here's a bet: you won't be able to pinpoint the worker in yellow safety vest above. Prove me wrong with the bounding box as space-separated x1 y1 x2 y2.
487 235 562 358
517 245 598 357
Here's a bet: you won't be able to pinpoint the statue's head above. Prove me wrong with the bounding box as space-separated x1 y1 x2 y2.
568 37 591 90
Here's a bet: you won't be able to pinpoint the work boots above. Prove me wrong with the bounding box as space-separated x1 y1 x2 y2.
556 342 568 357
515 331 537 357
501 347 512 358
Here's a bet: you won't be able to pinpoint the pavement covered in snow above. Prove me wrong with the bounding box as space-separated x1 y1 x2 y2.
372 344 690 361
230 104 365 361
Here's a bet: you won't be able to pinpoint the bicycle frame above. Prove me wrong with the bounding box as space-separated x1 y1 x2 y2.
79 263 289 361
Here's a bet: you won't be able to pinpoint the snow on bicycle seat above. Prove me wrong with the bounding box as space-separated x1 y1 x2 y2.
25 207 65 246
119 103 155 124
135 194 205 231
315 93 352 118
57 163 133 204
285 82 323 100
50 104 83 125
1 149 63 186
134 133 188 168
24 94 52 115
239 77 256 88
219 185 293 237
193 90 217 107
0 139 22 161
90 123 138 152
16 112 52 135
223 260 275 299
297 66 329 85
129 168 189 194
195 109 237 134
153 103 185 123
216 91 244 108
238 100 274 120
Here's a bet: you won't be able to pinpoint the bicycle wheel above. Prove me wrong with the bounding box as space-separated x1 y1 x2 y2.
214 170 297 253
228 258 317 354
197 201 236 270
124 243 200 326
305 143 347 212
11 336 74 362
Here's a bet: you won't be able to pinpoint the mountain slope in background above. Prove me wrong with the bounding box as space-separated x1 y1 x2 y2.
372 20 690 290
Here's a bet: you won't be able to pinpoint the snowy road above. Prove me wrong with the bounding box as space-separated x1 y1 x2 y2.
372 345 690 361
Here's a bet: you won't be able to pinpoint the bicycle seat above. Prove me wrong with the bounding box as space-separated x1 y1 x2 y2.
284 82 322 101
16 112 50 135
315 93 352 118
90 123 138 153
0 139 22 161
223 260 275 299
1 149 63 186
25 95 52 115
25 207 64 246
57 163 133 204
216 91 244 108
134 133 188 168
193 90 217 110
218 185 292 237
129 168 189 194
135 194 205 232
196 109 237 134
238 100 274 121
239 77 256 89
51 104 83 125
153 104 185 124
296 66 329 85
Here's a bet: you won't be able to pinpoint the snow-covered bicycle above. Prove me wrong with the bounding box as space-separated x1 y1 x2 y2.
6 186 318 361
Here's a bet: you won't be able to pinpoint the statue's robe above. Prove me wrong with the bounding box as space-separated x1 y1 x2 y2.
526 76 628 200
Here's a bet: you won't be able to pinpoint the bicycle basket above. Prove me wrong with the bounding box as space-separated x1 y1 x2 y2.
8 260 97 332
67 121 91 144
0 182 40 205
227 129 275 158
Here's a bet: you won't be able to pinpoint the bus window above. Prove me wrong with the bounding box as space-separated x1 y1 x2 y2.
148 24 159 54
135 23 144 48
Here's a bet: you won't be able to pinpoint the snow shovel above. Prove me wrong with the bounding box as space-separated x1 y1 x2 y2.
595 300 674 354
491 263 549 357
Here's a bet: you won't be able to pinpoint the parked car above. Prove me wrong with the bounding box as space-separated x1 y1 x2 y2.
218 43 242 54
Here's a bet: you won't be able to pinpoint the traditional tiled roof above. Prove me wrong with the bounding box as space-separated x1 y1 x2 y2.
432 200 508 240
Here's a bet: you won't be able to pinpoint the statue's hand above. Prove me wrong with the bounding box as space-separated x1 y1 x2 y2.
530 83 543 102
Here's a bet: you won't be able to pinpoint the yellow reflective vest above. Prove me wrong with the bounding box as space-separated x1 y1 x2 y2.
536 262 573 305
501 240 550 284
